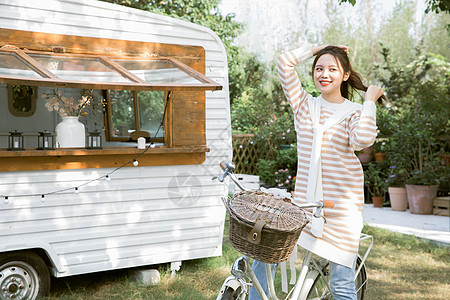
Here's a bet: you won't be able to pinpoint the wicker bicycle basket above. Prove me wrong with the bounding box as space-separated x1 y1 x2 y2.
225 190 309 264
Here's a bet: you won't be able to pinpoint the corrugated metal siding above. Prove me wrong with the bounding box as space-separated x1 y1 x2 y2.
0 0 232 277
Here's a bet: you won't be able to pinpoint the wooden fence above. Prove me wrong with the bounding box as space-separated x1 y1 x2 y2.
232 133 276 175
232 134 258 175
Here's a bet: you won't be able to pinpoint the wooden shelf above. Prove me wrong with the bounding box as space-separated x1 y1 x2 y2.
0 146 209 157
0 146 209 171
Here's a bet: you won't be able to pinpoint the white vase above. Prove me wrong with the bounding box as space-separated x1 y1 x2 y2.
55 116 85 148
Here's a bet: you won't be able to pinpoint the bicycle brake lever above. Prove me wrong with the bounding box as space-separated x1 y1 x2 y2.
218 162 235 182
313 202 327 223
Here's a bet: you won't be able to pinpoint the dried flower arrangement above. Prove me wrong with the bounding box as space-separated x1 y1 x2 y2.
42 89 94 117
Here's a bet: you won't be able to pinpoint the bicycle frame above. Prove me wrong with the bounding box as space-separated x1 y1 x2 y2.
215 161 373 300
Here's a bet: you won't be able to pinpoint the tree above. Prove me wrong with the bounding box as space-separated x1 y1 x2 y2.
338 0 450 14
424 0 450 14
420 10 450 57
375 2 418 65
99 0 244 103
99 0 242 49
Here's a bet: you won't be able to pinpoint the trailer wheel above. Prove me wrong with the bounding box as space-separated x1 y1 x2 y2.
0 251 50 300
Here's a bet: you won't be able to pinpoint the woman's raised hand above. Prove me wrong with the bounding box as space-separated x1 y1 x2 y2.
365 85 384 103
336 45 349 55
312 45 349 56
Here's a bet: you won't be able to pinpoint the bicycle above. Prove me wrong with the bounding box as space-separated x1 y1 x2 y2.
214 161 374 300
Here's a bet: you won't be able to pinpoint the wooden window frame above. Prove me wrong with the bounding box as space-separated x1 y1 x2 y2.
0 48 221 92
0 28 217 172
105 89 168 144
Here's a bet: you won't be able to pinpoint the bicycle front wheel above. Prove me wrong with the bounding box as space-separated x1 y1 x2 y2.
306 255 367 300
221 286 242 300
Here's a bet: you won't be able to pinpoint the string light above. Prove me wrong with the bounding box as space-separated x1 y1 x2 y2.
0 144 153 201
0 92 171 202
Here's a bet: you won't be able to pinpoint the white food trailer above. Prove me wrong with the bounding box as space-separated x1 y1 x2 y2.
0 0 232 298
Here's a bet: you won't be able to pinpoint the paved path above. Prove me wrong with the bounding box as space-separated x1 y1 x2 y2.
363 204 450 246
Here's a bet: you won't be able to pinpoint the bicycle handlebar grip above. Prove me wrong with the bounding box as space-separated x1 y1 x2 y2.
322 200 335 208
219 161 228 171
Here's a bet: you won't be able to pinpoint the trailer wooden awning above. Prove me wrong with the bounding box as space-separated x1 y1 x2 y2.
0 47 222 91
0 29 218 171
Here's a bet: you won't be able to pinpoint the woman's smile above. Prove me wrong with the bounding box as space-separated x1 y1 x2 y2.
319 80 331 86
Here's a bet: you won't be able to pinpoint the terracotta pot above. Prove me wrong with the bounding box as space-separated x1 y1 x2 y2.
358 147 373 164
405 184 439 215
374 152 386 162
372 196 384 207
388 187 408 211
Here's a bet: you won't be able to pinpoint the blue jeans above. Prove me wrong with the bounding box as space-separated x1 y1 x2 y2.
249 259 357 300
248 260 277 300
329 259 357 300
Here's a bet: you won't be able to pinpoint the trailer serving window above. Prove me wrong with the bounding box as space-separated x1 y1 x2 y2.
0 29 221 171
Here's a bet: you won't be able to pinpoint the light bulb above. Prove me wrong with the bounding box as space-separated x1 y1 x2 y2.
133 160 139 166
41 195 46 202
150 143 156 148
106 175 111 182
74 187 80 194
4 197 9 204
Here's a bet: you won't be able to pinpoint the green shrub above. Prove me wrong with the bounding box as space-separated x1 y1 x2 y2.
257 145 297 191
375 47 449 186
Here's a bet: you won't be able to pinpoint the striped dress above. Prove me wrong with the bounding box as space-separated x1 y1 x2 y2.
277 45 377 267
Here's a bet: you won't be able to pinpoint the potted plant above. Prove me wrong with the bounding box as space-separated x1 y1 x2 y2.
363 162 388 207
385 167 408 211
391 112 446 214
384 138 409 211
373 49 449 215
357 146 373 164
373 139 387 162
372 107 398 163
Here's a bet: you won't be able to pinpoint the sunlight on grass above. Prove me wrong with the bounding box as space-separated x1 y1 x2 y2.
43 222 449 300
362 225 449 300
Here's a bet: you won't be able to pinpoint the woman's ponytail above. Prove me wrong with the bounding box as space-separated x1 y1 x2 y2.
345 64 386 104
342 69 367 101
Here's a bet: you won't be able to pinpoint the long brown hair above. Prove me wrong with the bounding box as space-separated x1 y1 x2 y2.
312 46 386 104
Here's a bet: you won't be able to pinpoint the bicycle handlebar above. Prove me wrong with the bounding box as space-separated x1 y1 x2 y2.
322 200 335 208
219 161 228 171
216 161 335 210
216 161 248 191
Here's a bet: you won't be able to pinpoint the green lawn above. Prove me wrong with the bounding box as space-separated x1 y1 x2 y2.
43 220 449 300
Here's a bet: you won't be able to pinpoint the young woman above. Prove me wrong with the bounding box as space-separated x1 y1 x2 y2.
249 44 384 300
